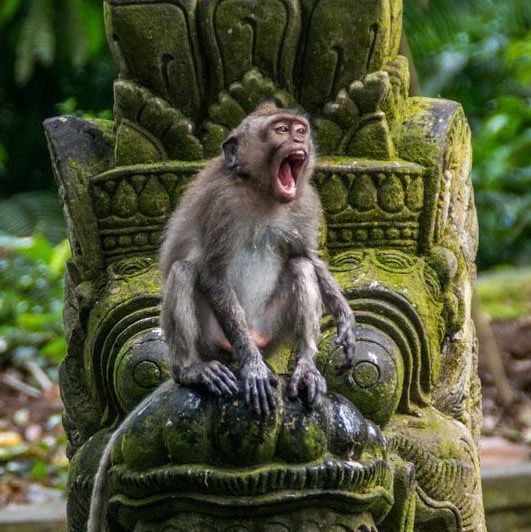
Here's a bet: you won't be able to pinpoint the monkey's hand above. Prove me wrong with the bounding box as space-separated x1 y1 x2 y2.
289 359 327 407
240 352 279 416
334 315 357 374
178 361 239 396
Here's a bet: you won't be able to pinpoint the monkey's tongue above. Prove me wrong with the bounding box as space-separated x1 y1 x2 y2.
278 160 295 191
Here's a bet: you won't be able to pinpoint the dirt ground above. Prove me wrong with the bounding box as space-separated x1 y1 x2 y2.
480 317 531 465
0 317 530 507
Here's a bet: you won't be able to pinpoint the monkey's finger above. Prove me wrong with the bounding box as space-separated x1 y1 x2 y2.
221 379 240 395
335 334 346 345
215 363 238 384
348 342 357 359
244 378 251 404
265 383 277 411
214 367 239 394
204 377 223 396
257 380 270 416
200 369 220 393
211 374 236 396
307 377 317 405
317 377 327 397
334 360 353 375
314 378 327 407
250 380 260 415
288 374 301 398
268 372 279 388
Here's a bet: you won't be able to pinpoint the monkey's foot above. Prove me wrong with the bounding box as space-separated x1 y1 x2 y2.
288 359 327 407
240 354 279 416
178 361 239 396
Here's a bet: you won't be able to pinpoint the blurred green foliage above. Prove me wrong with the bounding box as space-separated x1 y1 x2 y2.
0 0 114 197
477 267 531 320
0 235 70 376
404 0 530 268
0 0 529 268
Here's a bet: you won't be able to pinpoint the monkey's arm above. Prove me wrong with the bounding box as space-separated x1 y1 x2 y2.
198 259 278 415
162 261 239 396
310 256 357 372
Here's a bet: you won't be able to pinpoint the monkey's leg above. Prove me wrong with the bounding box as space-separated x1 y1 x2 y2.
285 257 327 407
162 261 238 396
198 268 278 416
311 256 357 372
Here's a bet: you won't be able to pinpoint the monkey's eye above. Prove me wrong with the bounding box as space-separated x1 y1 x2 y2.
275 124 289 134
296 126 307 135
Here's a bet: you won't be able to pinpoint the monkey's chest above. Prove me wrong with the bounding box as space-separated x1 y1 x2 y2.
227 245 283 319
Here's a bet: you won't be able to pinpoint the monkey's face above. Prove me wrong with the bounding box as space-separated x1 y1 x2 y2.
223 110 314 204
267 117 311 203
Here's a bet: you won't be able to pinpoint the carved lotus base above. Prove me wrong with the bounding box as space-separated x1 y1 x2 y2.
132 508 378 532
98 380 393 530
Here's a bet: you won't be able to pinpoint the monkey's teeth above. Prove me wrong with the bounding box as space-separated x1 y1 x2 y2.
291 149 306 158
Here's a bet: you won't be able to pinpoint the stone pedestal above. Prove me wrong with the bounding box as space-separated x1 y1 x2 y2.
45 1 486 530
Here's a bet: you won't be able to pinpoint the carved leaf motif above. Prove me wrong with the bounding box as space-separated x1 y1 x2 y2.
349 174 377 212
138 177 171 217
114 80 203 162
208 91 247 130
92 186 112 218
299 0 392 111
405 175 424 212
113 180 138 218
319 175 348 214
378 174 404 213
106 2 204 120
199 0 301 93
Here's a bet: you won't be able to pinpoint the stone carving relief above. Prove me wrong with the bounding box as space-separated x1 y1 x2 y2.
45 0 486 530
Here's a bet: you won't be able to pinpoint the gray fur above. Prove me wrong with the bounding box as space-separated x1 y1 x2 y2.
88 107 357 529
87 381 173 532
160 105 357 413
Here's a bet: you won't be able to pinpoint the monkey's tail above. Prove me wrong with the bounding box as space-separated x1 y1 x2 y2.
86 382 171 531
87 428 118 532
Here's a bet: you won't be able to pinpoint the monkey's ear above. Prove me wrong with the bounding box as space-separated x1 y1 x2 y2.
222 136 238 169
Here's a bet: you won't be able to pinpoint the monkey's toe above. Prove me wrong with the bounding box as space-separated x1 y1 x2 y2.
288 363 327 409
243 375 278 416
200 361 239 396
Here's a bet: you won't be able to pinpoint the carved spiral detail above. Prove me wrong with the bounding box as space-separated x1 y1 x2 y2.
109 257 154 279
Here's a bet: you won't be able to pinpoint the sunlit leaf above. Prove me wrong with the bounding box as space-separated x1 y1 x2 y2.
30 460 48 480
41 337 67 363
15 234 54 264
48 240 71 278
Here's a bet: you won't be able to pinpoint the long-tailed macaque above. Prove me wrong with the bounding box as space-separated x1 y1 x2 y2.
87 104 356 531
159 103 357 415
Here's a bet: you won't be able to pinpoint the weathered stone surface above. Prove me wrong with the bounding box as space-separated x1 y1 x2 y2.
45 0 485 530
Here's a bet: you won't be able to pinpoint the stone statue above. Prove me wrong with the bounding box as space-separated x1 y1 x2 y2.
44 0 486 530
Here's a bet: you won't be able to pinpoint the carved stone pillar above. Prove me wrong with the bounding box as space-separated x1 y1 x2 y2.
45 0 486 530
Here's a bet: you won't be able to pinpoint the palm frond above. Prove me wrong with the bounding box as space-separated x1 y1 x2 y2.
0 191 65 244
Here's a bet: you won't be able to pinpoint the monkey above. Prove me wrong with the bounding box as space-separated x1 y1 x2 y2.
88 104 357 531
159 103 357 415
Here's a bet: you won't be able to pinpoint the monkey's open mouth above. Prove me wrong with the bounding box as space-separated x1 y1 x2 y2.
275 150 306 201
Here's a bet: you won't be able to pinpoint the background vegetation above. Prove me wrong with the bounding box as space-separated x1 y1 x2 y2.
0 0 529 266
0 0 529 501
0 0 527 372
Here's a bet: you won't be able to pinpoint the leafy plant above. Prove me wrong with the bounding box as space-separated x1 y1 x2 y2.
0 0 115 196
1 0 107 85
0 235 70 376
404 0 531 268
